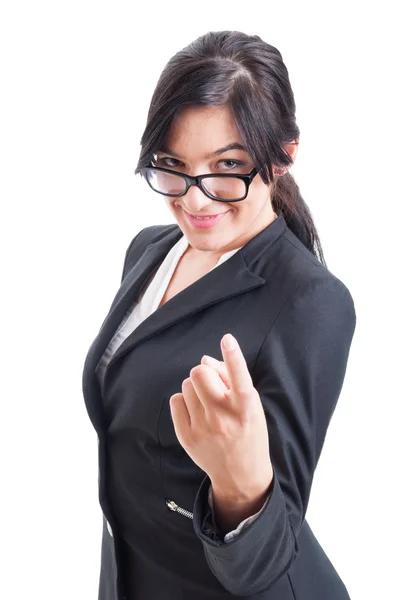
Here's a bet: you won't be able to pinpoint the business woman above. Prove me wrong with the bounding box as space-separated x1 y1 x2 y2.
82 30 356 600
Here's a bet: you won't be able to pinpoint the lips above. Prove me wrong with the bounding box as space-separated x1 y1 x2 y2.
182 209 229 230
185 212 226 217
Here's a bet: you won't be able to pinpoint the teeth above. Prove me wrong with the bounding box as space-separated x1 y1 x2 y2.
194 216 214 220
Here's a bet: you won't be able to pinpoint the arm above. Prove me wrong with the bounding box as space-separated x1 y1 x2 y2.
193 276 356 595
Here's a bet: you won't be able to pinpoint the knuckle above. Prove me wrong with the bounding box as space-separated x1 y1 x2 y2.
236 387 252 399
190 365 204 378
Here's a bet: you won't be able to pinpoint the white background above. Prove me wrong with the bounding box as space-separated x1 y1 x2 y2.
1 2 397 599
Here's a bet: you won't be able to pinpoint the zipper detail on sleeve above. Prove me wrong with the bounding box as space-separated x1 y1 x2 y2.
166 500 194 519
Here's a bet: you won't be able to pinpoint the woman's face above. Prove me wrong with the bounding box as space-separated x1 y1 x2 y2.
156 105 295 258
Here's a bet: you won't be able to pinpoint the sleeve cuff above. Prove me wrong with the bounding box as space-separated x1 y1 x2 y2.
205 480 271 543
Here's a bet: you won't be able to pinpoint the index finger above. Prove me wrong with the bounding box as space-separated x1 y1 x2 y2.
220 334 253 398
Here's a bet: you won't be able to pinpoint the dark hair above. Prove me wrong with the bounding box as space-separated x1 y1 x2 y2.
135 30 326 267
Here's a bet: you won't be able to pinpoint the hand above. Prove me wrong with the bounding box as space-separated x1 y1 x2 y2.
169 333 273 496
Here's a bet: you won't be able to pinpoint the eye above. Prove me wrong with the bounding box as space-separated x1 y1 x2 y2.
218 159 245 170
158 157 183 168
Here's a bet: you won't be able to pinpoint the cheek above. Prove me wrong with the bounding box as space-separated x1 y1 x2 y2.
237 191 264 214
247 179 271 206
229 184 266 213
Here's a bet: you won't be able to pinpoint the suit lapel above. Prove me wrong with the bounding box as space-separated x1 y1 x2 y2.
107 247 263 366
82 213 287 431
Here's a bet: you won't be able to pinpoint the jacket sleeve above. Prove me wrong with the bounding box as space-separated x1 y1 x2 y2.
192 276 356 596
207 485 270 543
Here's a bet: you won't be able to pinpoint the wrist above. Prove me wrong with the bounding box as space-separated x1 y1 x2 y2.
210 472 273 535
211 468 274 507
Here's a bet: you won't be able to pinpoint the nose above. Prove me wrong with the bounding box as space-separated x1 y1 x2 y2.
181 184 217 213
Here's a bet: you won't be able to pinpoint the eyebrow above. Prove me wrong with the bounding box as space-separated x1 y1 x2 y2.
158 142 248 160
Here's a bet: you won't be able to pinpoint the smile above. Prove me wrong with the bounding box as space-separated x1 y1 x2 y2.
182 209 230 230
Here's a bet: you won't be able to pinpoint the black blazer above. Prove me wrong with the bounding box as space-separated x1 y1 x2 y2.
82 213 356 600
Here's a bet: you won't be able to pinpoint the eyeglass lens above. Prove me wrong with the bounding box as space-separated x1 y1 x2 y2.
146 169 246 200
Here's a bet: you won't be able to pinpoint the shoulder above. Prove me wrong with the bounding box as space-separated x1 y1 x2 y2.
271 224 354 301
124 223 178 259
267 227 356 333
127 223 177 250
121 224 178 281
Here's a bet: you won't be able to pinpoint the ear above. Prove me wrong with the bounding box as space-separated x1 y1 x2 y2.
273 137 299 176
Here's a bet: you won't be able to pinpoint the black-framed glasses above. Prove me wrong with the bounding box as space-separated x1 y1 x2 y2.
140 165 258 202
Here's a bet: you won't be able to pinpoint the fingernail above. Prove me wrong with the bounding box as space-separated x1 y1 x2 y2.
202 355 219 364
223 334 236 350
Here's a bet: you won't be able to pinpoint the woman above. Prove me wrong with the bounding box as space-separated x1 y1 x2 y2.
82 30 356 600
